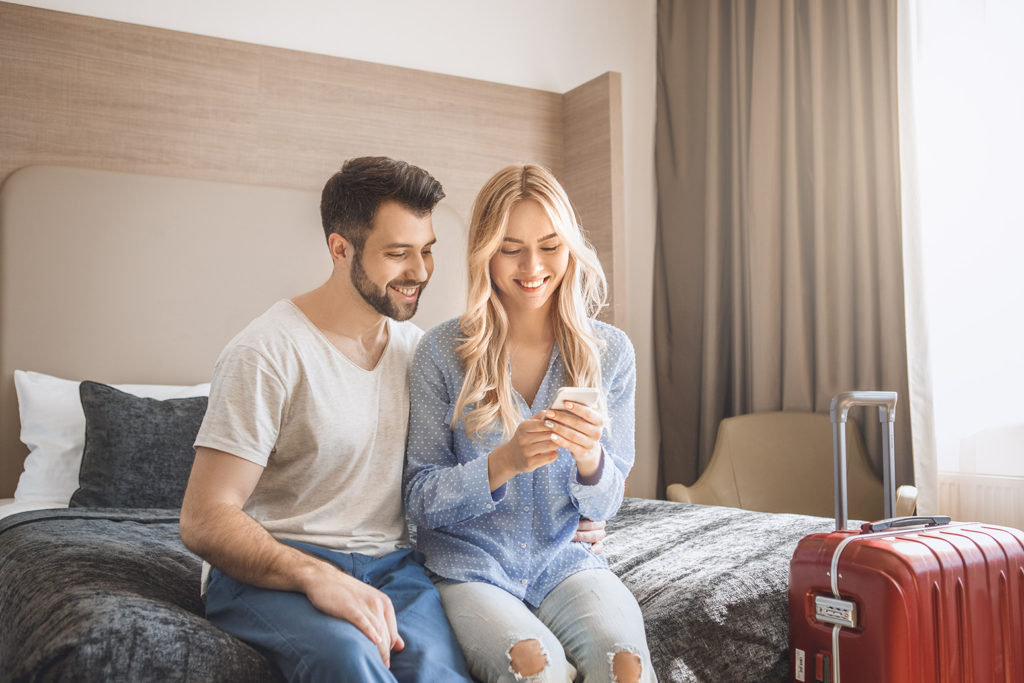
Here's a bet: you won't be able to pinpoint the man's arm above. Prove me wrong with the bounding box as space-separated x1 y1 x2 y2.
179 447 404 667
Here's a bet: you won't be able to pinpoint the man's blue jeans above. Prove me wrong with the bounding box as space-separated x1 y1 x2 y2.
205 543 471 682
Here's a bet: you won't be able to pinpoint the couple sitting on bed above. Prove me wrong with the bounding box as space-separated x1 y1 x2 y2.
179 157 654 683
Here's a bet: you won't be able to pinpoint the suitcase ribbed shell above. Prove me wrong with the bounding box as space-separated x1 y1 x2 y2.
789 522 1024 682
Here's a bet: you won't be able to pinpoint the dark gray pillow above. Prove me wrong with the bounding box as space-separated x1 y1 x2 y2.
69 381 207 509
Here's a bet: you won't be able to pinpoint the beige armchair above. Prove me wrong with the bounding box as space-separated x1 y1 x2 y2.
666 411 917 521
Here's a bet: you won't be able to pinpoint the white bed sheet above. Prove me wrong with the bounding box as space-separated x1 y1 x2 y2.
0 498 68 520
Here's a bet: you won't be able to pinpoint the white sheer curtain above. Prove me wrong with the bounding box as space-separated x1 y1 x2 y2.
899 0 1024 525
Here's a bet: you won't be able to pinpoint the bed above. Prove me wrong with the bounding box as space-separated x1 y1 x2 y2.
0 499 837 683
0 359 837 683
0 5 835 681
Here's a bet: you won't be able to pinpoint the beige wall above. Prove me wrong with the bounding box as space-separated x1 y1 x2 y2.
6 0 660 497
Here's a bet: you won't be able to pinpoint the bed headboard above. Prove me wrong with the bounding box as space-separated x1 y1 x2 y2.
0 2 623 496
0 165 468 380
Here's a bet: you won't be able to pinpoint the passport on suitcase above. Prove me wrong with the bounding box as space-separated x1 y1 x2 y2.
788 392 1024 683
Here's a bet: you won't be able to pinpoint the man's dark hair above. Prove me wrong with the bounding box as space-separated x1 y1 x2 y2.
320 156 445 249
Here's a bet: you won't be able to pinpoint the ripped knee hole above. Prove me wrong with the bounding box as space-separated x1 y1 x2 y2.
507 638 548 678
610 648 643 683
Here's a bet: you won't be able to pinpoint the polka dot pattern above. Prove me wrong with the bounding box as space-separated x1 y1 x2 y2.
403 317 637 606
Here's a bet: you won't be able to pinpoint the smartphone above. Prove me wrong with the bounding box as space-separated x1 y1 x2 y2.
549 386 600 410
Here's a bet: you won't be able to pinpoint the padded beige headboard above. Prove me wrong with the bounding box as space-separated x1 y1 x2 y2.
0 1 624 496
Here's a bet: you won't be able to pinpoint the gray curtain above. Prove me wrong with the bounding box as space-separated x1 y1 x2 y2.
654 0 914 494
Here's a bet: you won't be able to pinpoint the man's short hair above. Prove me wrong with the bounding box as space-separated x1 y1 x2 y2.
320 157 445 249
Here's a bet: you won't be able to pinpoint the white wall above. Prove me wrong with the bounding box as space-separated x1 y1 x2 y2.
10 0 661 497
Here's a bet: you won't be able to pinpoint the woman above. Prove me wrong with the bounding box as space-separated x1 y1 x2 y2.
404 164 654 683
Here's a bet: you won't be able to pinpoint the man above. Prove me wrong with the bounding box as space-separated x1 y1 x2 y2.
180 157 466 682
180 157 604 682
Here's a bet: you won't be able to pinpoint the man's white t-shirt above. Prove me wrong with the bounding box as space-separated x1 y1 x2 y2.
195 299 422 557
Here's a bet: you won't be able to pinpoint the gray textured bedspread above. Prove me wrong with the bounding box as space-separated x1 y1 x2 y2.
0 500 834 682
605 498 834 682
0 508 280 683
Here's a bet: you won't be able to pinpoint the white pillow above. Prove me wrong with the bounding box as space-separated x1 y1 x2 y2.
13 370 210 504
0 497 69 520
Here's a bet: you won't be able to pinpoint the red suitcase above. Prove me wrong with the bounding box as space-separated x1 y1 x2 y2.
788 391 1024 683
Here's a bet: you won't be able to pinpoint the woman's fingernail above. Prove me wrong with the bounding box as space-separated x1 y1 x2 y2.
544 420 554 428
565 402 574 409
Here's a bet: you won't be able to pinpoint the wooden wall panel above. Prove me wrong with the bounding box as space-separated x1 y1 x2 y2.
562 72 625 326
0 6 262 182
0 2 564 214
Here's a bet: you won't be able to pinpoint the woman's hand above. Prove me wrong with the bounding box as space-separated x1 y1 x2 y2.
488 413 560 491
544 401 604 479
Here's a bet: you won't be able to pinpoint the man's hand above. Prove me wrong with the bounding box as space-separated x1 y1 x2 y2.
181 448 404 668
304 565 404 668
573 517 607 555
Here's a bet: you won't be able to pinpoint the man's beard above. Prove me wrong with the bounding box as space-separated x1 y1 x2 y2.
350 250 426 321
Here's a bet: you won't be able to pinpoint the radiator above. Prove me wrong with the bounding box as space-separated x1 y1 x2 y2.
937 472 1024 529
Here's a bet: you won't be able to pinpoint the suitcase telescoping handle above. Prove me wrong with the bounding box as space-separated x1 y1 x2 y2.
830 391 898 531
860 516 950 533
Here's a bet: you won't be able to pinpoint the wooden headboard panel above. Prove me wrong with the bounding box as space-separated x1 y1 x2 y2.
0 2 623 496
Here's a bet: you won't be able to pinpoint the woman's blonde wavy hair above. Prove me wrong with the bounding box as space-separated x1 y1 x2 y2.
452 164 608 440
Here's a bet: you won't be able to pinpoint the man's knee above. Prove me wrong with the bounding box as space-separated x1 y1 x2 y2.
609 648 643 683
508 638 548 678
